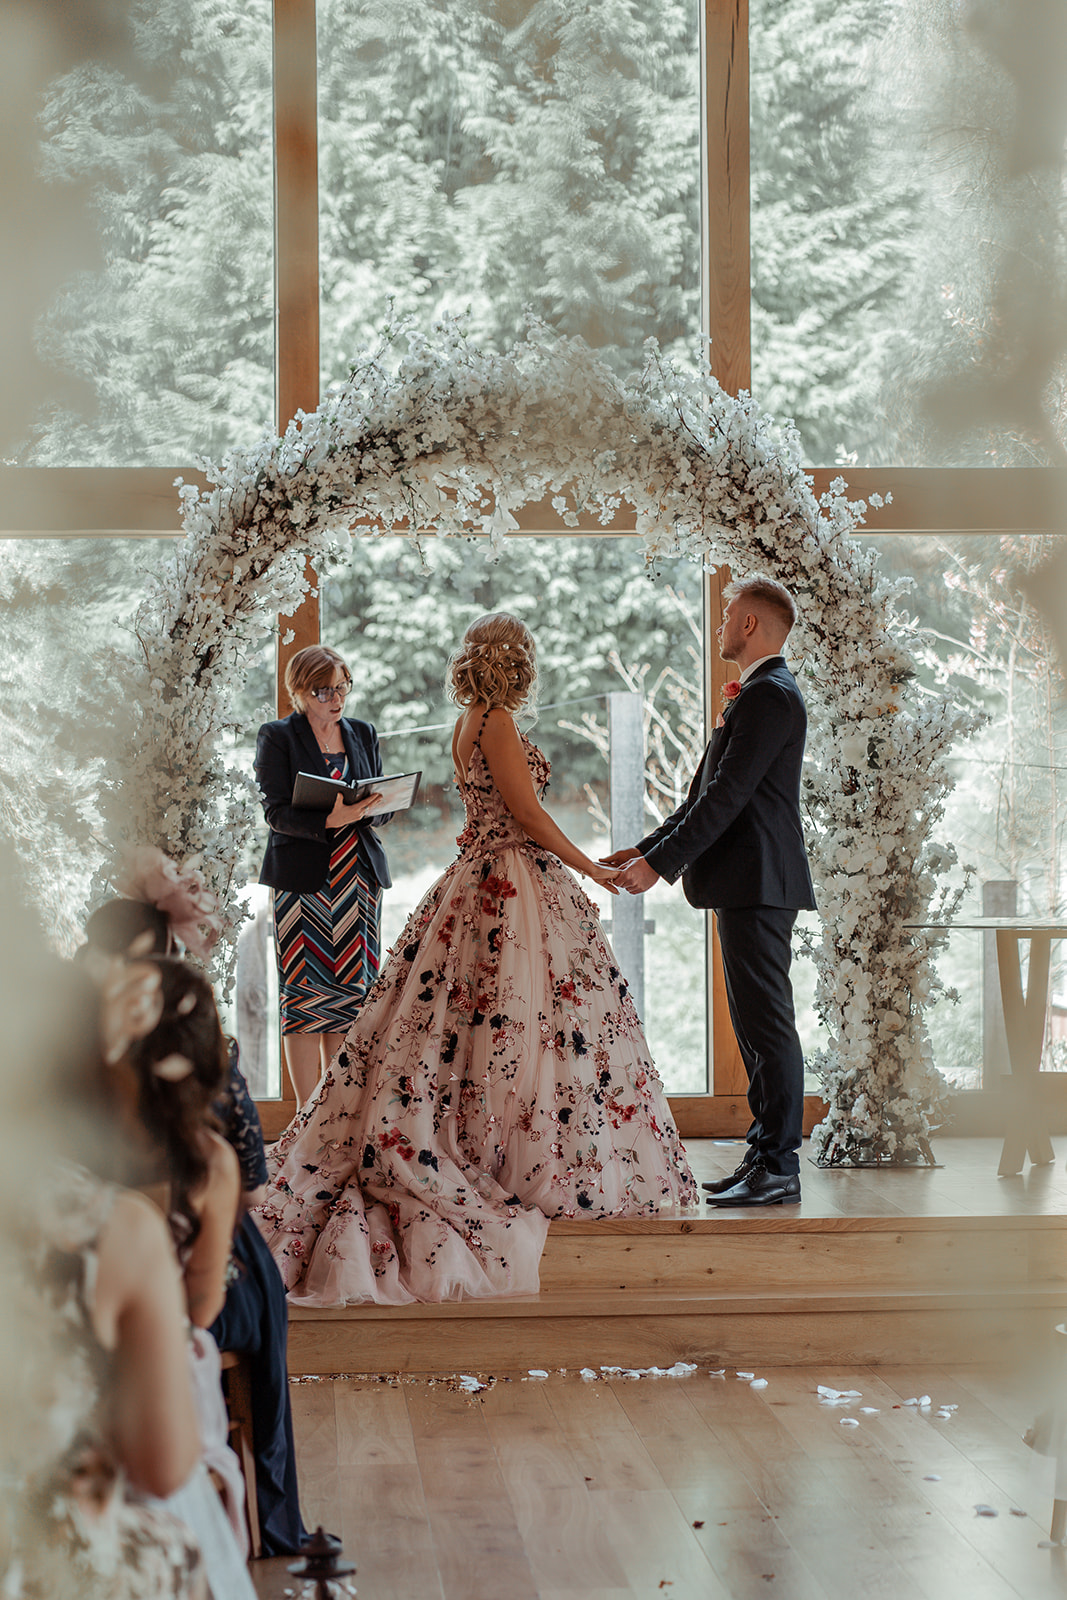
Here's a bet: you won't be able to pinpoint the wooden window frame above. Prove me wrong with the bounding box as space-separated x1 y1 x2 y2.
3 0 1065 1135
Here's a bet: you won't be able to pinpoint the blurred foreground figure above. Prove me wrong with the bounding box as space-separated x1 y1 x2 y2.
83 888 310 1557
0 857 205 1598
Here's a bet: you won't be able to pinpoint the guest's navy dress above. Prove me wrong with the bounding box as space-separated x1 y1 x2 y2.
211 1049 308 1557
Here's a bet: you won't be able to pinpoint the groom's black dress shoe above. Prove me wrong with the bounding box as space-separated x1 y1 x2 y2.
701 1150 758 1194
705 1162 801 1207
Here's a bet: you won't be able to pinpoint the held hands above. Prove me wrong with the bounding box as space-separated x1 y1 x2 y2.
598 847 660 896
326 791 383 830
583 861 622 895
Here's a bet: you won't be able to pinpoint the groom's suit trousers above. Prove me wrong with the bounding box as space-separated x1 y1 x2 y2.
714 904 805 1177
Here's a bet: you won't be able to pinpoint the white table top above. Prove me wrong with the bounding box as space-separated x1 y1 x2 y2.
906 918 1067 935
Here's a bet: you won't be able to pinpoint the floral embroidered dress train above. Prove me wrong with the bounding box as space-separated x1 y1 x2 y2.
256 725 697 1305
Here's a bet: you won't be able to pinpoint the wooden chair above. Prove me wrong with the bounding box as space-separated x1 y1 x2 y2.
218 1348 262 1559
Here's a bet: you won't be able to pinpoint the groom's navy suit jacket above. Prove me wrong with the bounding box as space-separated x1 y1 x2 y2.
638 657 815 911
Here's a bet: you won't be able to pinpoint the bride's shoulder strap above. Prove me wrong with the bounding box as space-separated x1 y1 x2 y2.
474 705 492 745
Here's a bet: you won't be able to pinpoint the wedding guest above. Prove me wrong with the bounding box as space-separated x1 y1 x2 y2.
605 576 816 1206
209 1041 310 1557
83 886 309 1558
256 613 696 1308
255 645 389 1108
4 939 204 1599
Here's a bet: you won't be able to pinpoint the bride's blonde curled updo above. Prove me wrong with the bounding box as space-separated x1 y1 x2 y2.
448 612 537 714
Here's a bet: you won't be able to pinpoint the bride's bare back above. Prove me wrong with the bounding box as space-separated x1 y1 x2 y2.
451 704 618 891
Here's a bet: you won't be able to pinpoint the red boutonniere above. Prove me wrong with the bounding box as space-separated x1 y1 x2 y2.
716 679 742 729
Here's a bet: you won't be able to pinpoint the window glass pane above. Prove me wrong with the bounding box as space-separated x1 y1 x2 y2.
6 3 274 466
0 535 280 1088
795 908 828 1097
316 0 700 383
749 0 1063 468
858 532 1067 1089
0 538 178 946
316 533 709 1094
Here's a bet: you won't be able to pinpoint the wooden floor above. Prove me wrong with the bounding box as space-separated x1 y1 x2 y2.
250 1359 1067 1599
286 1138 1067 1373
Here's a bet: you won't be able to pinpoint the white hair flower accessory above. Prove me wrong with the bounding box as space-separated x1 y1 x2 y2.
152 1053 195 1082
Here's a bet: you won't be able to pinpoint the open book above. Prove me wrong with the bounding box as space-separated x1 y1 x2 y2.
292 770 421 820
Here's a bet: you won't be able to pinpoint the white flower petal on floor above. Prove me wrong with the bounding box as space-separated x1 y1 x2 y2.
817 1385 863 1405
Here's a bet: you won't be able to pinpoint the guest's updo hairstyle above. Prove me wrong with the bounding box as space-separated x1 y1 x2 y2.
125 957 229 1243
448 613 537 716
284 644 352 714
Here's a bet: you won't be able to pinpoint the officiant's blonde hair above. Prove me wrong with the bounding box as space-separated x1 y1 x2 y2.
448 613 538 714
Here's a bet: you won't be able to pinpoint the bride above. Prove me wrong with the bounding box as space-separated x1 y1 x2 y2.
256 612 697 1305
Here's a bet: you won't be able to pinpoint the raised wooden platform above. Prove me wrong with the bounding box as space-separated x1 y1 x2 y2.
286 1137 1067 1372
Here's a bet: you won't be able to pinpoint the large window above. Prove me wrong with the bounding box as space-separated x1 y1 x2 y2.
6 2 274 467
316 0 700 381
854 532 1067 1090
4 1 1066 1133
749 0 1067 471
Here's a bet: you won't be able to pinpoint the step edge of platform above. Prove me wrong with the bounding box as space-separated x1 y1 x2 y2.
548 1213 1067 1235
287 1281 1067 1322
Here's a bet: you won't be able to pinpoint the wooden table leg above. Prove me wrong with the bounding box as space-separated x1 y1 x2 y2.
996 931 1056 1176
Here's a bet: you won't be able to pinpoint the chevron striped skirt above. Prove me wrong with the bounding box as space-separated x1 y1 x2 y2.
272 841 383 1034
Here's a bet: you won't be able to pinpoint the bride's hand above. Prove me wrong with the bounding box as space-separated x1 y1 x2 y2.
585 863 621 895
598 847 641 868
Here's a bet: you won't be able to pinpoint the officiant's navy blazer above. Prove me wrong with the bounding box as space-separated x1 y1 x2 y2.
255 712 392 893
639 658 815 911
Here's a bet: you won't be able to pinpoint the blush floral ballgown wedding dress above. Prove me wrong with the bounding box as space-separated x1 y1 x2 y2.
256 718 696 1305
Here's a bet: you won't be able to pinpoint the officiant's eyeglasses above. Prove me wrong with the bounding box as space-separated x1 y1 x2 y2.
311 683 350 703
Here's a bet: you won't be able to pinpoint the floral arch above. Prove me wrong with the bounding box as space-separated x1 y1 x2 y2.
103 321 978 1164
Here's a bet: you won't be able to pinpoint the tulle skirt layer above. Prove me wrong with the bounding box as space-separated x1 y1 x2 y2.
256 841 696 1306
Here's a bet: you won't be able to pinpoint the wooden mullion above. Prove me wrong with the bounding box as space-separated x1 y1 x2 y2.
670 1093 827 1139
703 0 750 399
273 0 320 711
3 464 1066 539
703 0 751 1101
703 569 747 1100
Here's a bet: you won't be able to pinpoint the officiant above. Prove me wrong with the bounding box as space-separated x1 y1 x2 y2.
255 644 391 1108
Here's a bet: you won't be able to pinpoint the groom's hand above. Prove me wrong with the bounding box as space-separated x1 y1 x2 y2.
615 854 660 895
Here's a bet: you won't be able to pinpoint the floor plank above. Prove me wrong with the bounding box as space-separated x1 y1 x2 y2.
252 1365 1067 1599
404 1382 541 1600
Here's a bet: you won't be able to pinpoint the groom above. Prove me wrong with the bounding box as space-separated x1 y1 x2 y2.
603 576 815 1205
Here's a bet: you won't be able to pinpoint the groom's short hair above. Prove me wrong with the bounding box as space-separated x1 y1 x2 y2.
725 576 797 636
